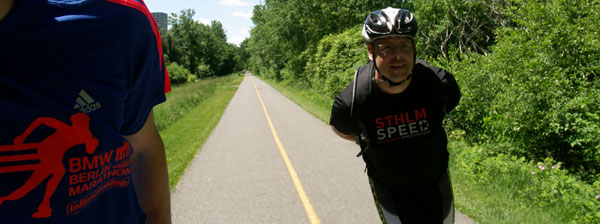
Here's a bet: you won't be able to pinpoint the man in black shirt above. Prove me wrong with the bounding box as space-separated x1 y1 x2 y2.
330 7 461 224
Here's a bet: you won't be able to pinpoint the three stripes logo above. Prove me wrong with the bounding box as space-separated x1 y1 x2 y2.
73 90 101 113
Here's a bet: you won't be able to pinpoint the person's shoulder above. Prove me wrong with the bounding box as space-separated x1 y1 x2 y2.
44 0 153 22
99 0 151 14
83 0 158 41
414 59 448 81
101 0 153 23
415 59 443 73
335 80 354 106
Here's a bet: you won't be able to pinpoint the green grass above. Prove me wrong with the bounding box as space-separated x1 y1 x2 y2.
255 77 600 224
447 142 568 224
452 180 561 224
155 74 243 189
448 140 600 224
155 78 217 131
261 79 333 123
453 183 560 223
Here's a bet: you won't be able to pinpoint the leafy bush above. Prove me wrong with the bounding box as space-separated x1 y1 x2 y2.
280 51 312 88
413 0 508 61
445 0 600 179
195 63 213 79
167 62 195 85
305 25 368 98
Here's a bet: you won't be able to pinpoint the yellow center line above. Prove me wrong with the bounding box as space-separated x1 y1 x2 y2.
250 77 321 224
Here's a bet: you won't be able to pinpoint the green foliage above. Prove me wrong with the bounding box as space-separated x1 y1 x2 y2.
247 0 512 100
446 0 600 179
247 0 409 83
305 25 368 98
280 51 310 86
195 63 213 78
167 62 196 85
154 77 217 130
413 0 508 60
234 39 250 71
163 9 241 83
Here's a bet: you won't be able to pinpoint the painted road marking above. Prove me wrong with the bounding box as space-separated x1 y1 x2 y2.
250 78 321 224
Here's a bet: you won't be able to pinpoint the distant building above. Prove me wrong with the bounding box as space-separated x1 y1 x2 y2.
151 12 168 34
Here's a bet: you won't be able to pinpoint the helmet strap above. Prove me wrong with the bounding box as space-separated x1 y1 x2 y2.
380 72 411 87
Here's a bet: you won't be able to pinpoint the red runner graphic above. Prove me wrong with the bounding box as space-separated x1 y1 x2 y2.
0 113 98 218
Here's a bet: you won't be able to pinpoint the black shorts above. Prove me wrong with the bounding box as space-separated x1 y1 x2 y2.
369 173 454 224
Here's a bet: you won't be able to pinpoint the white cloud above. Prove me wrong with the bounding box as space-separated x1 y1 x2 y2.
196 18 211 25
219 0 250 7
240 28 249 36
229 36 246 46
232 11 253 19
229 28 251 45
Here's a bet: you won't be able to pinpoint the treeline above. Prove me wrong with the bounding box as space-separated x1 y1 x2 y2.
246 0 599 184
161 9 247 84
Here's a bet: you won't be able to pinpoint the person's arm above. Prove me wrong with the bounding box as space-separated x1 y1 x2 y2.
125 110 171 224
13 117 65 145
428 62 461 114
0 0 15 21
330 83 360 142
331 126 357 142
440 70 461 114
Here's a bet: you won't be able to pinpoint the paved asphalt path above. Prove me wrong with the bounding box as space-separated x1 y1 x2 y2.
171 74 476 224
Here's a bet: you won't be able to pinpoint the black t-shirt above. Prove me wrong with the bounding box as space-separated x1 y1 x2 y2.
330 60 460 188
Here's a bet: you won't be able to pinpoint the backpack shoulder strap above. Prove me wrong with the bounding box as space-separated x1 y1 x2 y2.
350 61 374 119
350 61 374 158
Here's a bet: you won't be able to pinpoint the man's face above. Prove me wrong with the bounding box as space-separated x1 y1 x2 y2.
368 37 415 81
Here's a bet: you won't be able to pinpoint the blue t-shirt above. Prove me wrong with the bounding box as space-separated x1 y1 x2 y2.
0 0 169 223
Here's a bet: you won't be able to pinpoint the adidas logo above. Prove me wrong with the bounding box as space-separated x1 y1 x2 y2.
73 90 101 113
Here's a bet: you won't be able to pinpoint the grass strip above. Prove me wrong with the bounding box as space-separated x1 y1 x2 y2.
155 78 217 131
452 179 562 223
448 141 599 223
158 75 243 190
261 79 333 123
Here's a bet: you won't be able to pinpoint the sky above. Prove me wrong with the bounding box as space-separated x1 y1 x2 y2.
143 0 263 46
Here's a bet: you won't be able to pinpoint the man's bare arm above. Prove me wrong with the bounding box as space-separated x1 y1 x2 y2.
0 0 15 21
126 110 172 224
331 126 357 142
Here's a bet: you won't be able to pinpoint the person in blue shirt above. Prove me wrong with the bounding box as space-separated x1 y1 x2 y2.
0 0 172 223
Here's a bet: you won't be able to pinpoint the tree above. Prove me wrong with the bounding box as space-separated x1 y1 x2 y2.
163 9 240 80
247 0 409 82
